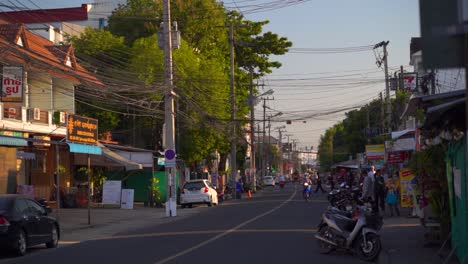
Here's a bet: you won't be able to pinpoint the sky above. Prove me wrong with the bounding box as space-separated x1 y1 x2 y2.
12 0 421 151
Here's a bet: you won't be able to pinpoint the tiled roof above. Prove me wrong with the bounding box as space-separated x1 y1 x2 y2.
0 23 22 43
0 21 101 86
0 4 88 24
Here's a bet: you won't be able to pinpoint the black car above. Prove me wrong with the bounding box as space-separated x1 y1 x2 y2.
0 195 60 256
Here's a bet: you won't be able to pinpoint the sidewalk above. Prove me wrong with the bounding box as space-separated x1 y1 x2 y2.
378 208 452 264
55 204 203 243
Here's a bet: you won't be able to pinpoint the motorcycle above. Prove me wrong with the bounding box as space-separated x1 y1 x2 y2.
279 181 285 189
303 182 311 201
328 183 361 212
315 204 383 261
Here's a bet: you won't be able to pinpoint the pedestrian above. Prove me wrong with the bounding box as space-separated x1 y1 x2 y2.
374 170 386 213
314 172 326 193
385 183 400 217
236 179 244 199
361 170 374 203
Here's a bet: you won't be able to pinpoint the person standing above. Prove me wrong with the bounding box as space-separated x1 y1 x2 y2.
328 173 335 191
314 172 326 193
236 179 244 199
386 183 400 216
361 170 374 201
374 170 386 213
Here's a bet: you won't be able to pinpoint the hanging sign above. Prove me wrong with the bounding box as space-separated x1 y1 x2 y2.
67 114 98 145
2 66 23 102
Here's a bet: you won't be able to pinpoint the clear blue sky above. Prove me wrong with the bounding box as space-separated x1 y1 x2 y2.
22 0 421 150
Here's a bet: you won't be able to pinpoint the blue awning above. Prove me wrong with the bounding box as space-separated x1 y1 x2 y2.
17 151 36 160
68 143 102 155
0 136 28 147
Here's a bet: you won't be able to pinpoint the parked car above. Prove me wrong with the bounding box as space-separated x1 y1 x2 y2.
180 179 218 208
0 194 60 256
262 176 276 187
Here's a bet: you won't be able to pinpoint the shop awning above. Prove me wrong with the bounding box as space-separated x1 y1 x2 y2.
0 136 28 146
99 143 143 171
68 143 102 155
16 151 36 160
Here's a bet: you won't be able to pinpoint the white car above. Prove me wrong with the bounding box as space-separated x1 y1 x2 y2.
180 179 218 208
262 176 275 186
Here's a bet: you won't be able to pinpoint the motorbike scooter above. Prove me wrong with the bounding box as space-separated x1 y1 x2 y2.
315 204 383 261
303 182 311 201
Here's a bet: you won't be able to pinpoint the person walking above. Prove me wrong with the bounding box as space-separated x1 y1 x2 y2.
374 170 386 213
385 183 400 217
328 173 335 191
314 172 326 193
235 179 244 199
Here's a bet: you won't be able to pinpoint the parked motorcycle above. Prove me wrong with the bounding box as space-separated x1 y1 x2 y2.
328 183 361 212
315 204 383 261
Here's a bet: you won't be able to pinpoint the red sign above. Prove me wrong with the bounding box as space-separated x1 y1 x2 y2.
387 151 410 164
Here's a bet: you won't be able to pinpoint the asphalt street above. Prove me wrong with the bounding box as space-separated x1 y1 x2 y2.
1 183 368 264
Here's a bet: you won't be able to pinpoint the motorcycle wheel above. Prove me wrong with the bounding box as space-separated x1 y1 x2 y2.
317 226 335 254
354 233 381 261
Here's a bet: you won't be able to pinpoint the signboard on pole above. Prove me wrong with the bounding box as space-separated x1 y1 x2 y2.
401 73 418 92
2 66 23 102
102 180 122 206
67 114 99 145
164 149 176 168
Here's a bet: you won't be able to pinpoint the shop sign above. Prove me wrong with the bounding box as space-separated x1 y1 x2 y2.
0 131 24 137
400 169 417 208
387 151 410 164
2 66 23 102
365 144 385 160
66 114 98 145
33 136 51 147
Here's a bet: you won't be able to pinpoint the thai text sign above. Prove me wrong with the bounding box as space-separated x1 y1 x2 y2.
365 144 385 160
2 66 23 102
400 169 416 208
67 114 98 145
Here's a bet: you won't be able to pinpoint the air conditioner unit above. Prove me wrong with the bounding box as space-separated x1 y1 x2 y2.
60 112 66 123
33 108 41 120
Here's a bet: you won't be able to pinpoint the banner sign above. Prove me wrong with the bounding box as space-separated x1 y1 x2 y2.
387 151 410 164
365 144 385 160
400 169 417 208
401 72 418 92
102 180 122 205
66 114 98 145
1 66 23 102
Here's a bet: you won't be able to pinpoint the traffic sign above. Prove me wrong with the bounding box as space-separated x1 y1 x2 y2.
164 149 176 168
165 149 176 160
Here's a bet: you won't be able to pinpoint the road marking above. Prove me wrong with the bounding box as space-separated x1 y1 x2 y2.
59 241 81 245
94 228 318 241
153 186 298 264
383 223 420 228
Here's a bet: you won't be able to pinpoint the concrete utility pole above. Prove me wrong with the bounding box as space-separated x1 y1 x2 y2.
374 41 391 134
276 127 285 176
262 98 266 177
163 0 177 217
229 23 237 199
249 70 256 191
383 42 391 134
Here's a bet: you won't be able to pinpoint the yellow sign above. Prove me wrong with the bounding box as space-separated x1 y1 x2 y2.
399 169 416 208
365 144 385 160
66 114 98 145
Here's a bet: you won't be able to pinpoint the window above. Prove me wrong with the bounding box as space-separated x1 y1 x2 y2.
183 181 205 190
14 199 30 215
16 37 23 47
26 199 45 216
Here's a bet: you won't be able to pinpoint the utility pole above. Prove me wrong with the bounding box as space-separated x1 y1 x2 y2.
383 42 391 134
262 98 266 178
229 23 237 199
163 0 177 217
374 41 391 133
400 65 405 91
249 70 256 191
268 119 271 174
380 92 385 133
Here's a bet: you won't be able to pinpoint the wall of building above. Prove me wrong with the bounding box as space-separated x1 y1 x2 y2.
29 71 52 111
0 147 18 194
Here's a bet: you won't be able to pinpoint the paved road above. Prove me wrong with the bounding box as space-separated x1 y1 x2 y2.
1 183 367 264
